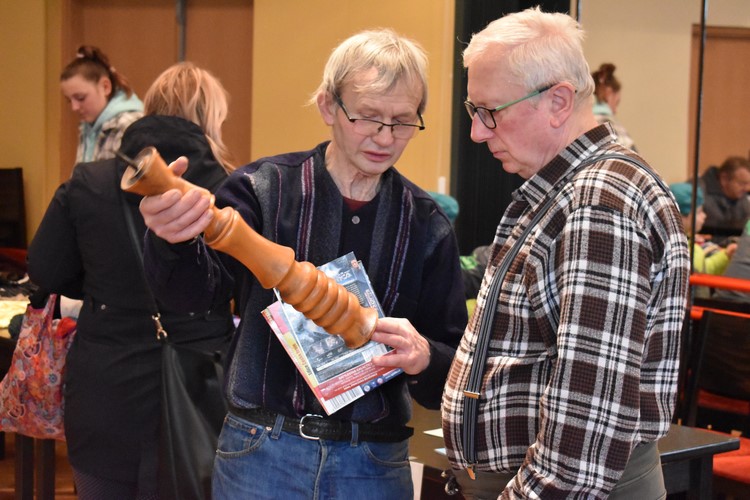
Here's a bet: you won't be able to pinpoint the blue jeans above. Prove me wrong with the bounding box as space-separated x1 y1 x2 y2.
212 413 414 500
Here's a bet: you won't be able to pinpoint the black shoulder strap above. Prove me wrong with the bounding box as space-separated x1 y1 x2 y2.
119 190 168 340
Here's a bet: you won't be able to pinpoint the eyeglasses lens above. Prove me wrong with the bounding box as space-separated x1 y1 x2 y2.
352 120 418 140
464 102 495 129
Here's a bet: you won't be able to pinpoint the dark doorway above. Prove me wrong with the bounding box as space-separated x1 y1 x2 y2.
451 1 571 254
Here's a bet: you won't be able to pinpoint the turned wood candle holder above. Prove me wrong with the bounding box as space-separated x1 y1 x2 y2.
119 146 377 348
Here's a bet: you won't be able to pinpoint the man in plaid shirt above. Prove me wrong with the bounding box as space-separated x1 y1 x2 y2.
442 7 690 499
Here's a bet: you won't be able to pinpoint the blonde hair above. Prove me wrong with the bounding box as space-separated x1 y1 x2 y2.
463 7 594 108
312 28 428 114
144 62 234 172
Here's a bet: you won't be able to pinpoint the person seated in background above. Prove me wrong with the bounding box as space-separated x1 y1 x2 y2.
423 190 492 310
427 191 459 224
670 182 737 277
459 244 490 302
592 62 637 151
424 191 489 304
699 156 750 238
714 218 750 303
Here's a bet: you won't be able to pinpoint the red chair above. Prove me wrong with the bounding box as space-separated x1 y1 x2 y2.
684 274 750 497
713 435 750 499
0 247 27 275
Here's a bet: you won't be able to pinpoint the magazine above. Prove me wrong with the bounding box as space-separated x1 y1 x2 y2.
262 252 402 415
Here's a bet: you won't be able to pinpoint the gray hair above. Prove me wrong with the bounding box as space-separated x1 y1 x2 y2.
312 28 428 114
463 7 594 107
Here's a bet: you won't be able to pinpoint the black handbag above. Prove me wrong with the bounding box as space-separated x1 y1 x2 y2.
120 190 227 500
159 338 227 500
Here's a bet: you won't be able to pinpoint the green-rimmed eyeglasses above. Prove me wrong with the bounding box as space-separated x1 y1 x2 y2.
464 84 554 129
333 94 425 140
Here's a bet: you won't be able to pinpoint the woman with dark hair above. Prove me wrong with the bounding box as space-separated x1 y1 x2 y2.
60 45 144 162
592 62 637 151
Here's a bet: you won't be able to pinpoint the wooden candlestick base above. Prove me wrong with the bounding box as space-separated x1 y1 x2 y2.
120 146 377 348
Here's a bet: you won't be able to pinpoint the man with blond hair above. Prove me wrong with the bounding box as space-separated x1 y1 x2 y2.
139 29 466 499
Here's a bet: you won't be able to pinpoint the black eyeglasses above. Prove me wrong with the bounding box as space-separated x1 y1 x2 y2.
333 94 425 140
464 84 555 129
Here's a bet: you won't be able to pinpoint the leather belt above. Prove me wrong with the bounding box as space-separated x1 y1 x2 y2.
229 407 413 443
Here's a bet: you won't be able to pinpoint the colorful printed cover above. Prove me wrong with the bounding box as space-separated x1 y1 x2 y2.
262 252 402 415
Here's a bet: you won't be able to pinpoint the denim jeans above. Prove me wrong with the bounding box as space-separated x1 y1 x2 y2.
212 413 413 500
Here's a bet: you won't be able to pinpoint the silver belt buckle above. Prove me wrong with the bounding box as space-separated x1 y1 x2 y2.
299 414 324 440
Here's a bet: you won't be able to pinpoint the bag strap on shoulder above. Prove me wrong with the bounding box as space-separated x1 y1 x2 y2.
119 190 168 340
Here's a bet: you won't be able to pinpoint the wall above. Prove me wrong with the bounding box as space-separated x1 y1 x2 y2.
579 0 750 183
0 0 455 244
58 0 255 178
3 0 749 242
250 0 456 193
0 0 51 243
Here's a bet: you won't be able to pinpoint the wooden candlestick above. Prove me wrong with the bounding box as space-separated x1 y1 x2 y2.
120 146 377 348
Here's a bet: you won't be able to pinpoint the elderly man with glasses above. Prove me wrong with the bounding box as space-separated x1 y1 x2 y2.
138 28 466 499
440 7 690 499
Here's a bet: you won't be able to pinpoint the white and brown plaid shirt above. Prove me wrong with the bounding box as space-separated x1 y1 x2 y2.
442 124 690 498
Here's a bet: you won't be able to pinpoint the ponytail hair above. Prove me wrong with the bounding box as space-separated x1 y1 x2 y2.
60 45 135 99
143 62 235 173
592 63 620 104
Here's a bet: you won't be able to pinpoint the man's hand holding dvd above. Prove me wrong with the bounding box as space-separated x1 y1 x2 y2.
262 252 402 415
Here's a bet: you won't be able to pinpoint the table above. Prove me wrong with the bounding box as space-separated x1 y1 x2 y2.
0 298 29 339
408 404 740 499
658 424 740 499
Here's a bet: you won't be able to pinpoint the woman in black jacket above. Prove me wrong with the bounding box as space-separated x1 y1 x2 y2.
28 62 235 499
